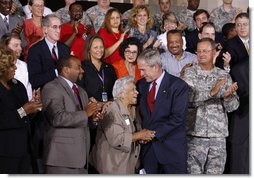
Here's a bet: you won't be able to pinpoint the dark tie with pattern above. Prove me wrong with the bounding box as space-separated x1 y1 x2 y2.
147 81 157 112
72 84 83 110
4 16 8 30
51 45 57 60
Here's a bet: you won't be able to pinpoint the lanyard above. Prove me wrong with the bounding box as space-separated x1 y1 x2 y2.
97 69 105 89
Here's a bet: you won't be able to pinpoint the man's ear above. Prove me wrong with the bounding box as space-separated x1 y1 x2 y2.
62 66 70 76
43 26 47 35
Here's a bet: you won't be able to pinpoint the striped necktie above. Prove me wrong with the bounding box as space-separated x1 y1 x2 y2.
52 45 57 60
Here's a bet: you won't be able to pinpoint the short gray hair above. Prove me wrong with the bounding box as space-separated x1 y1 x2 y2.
42 14 61 27
112 76 135 100
137 48 162 68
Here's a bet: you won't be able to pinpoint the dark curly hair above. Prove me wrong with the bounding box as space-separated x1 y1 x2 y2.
119 37 142 60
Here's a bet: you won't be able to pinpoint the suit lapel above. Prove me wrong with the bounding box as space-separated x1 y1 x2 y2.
236 36 249 56
151 73 169 119
78 87 88 109
0 16 7 31
144 82 151 116
57 77 82 110
42 39 54 60
57 43 62 58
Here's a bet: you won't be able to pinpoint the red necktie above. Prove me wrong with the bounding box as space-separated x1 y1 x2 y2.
52 45 57 60
72 84 83 110
147 81 156 112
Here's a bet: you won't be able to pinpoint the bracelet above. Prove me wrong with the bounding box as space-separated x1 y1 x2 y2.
17 107 27 118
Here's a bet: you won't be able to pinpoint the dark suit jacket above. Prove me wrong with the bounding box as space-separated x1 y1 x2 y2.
185 29 224 54
225 35 249 68
228 59 249 144
42 77 90 169
0 79 30 158
27 38 70 89
137 72 189 170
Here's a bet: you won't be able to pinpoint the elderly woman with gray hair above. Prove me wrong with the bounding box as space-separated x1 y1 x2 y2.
90 75 155 174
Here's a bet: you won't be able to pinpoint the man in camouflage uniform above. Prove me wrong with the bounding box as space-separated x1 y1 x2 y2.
85 0 112 33
210 0 241 32
177 0 200 31
55 0 92 26
182 38 239 174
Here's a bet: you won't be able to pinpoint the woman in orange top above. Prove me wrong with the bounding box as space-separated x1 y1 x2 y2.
23 0 44 61
112 37 142 81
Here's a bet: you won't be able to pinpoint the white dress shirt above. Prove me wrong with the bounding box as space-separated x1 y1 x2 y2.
15 59 33 100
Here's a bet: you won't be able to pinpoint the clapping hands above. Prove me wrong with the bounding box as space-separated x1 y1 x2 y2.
23 88 42 115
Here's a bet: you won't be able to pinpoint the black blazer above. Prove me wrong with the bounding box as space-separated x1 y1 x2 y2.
225 35 249 68
185 29 225 54
27 38 70 89
0 79 30 158
228 59 249 144
79 60 117 102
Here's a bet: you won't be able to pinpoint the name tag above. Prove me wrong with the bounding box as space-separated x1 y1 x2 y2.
125 119 130 125
102 92 108 102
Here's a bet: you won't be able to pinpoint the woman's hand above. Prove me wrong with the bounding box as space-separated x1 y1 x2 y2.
132 129 156 142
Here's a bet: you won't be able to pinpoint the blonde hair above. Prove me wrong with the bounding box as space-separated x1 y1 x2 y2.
0 45 15 78
129 4 154 29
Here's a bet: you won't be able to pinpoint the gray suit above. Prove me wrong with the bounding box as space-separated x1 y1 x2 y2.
41 76 90 173
0 14 23 38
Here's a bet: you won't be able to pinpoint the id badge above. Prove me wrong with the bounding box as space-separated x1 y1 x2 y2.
102 92 108 102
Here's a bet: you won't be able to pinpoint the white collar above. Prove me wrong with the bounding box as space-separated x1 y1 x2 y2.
0 13 9 21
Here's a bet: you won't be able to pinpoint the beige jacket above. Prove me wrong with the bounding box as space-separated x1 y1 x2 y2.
91 100 141 174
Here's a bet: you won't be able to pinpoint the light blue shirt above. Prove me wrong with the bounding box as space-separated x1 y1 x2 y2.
160 50 197 77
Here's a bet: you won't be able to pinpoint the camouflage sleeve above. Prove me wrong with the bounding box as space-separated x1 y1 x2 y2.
222 75 240 112
82 12 92 26
183 67 214 107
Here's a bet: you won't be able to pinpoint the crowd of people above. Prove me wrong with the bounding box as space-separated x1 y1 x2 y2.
0 0 249 174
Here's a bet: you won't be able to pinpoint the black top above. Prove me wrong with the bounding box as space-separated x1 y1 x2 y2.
0 79 30 158
79 60 117 102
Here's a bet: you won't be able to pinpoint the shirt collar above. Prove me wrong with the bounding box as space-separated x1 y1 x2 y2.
0 13 9 21
45 37 58 50
239 36 249 44
150 70 165 89
59 75 75 90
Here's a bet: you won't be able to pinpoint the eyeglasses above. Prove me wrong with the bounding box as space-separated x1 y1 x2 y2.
32 4 44 8
124 50 138 55
48 25 62 30
196 49 213 54
235 23 249 28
